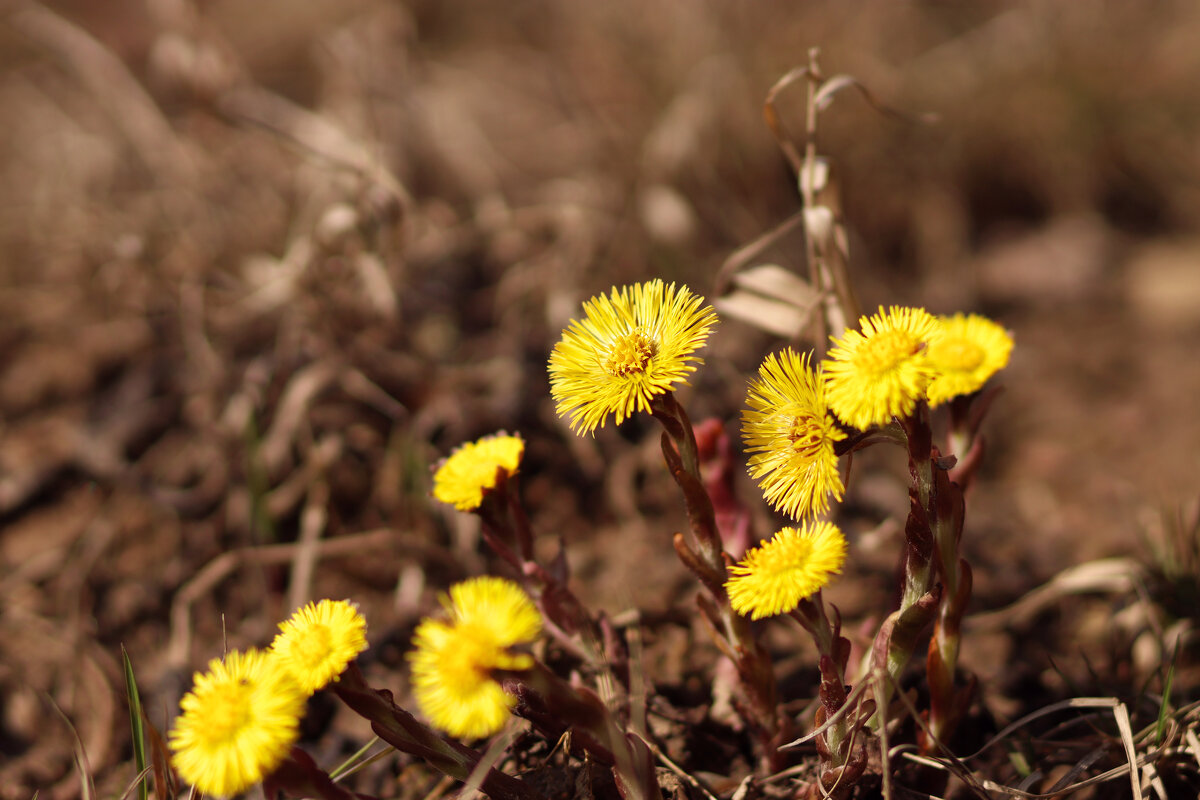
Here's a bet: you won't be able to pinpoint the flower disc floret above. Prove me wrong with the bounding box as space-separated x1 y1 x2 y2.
726 522 848 620
169 649 306 797
925 313 1013 406
271 599 368 694
433 433 524 511
742 349 846 520
409 577 542 739
823 306 939 430
548 280 718 434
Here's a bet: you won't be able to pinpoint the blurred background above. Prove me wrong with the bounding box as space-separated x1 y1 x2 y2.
2 1 1199 797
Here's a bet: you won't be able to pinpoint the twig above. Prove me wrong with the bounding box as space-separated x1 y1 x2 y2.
7 1 194 180
166 528 396 670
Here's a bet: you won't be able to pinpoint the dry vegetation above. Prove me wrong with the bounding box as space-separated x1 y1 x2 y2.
1 1 1199 798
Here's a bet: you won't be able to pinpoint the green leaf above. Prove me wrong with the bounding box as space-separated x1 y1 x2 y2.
122 646 148 800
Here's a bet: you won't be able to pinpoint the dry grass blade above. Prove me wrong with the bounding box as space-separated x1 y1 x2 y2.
653 748 720 800
811 73 939 126
714 264 823 339
1186 726 1200 771
885 676 992 800
888 695 1189 800
143 712 174 800
763 66 810 175
117 768 154 800
165 528 396 669
259 360 342 475
285 435 341 612
47 694 96 800
872 669 895 800
6 3 193 180
781 679 873 749
1114 701 1143 800
461 727 516 800
1141 761 1167 800
966 558 1146 632
216 84 410 204
713 213 804 295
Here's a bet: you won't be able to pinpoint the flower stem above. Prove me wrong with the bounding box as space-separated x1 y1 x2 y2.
650 391 787 770
792 594 848 763
332 664 538 800
507 663 658 800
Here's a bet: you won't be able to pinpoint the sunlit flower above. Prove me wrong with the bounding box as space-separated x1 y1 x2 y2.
924 313 1014 406
432 433 525 511
169 649 306 797
548 280 718 434
823 306 939 430
409 577 543 739
726 522 848 620
270 599 368 694
742 349 846 520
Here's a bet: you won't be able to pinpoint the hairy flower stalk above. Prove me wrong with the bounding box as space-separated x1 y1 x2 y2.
904 413 972 749
652 392 788 767
433 433 610 669
724 522 856 790
920 315 1012 747
548 282 787 767
332 664 538 800
866 406 943 734
504 661 658 800
791 595 868 798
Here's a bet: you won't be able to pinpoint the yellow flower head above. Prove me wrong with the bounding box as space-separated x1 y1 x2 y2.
726 522 848 620
409 577 543 739
925 313 1013 407
548 280 718 434
823 306 939 430
270 599 368 695
169 649 306 797
432 433 525 511
742 349 846 520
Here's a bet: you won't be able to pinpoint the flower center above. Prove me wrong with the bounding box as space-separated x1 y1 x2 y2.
934 339 985 371
857 329 921 376
787 413 825 458
200 680 254 744
762 539 814 580
603 329 657 377
293 625 334 667
441 627 500 691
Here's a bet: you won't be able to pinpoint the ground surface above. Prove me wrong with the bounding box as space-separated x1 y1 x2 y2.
1 2 1199 798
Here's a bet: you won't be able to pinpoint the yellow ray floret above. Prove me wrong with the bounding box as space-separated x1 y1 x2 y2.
432 433 525 511
271 599 368 694
726 522 848 620
169 649 306 798
409 577 542 739
548 280 718 435
925 313 1014 406
823 306 939 430
742 349 846 520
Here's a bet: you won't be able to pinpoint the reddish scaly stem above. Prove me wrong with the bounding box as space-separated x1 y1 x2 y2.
650 391 788 771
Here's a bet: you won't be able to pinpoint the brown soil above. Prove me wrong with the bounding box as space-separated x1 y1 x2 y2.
1 2 1198 798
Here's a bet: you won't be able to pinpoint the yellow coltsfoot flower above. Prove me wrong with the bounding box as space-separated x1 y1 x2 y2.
271 599 368 694
548 279 717 435
409 576 543 739
742 348 846 520
169 648 306 798
432 433 525 511
925 313 1013 407
726 522 848 620
823 306 940 430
